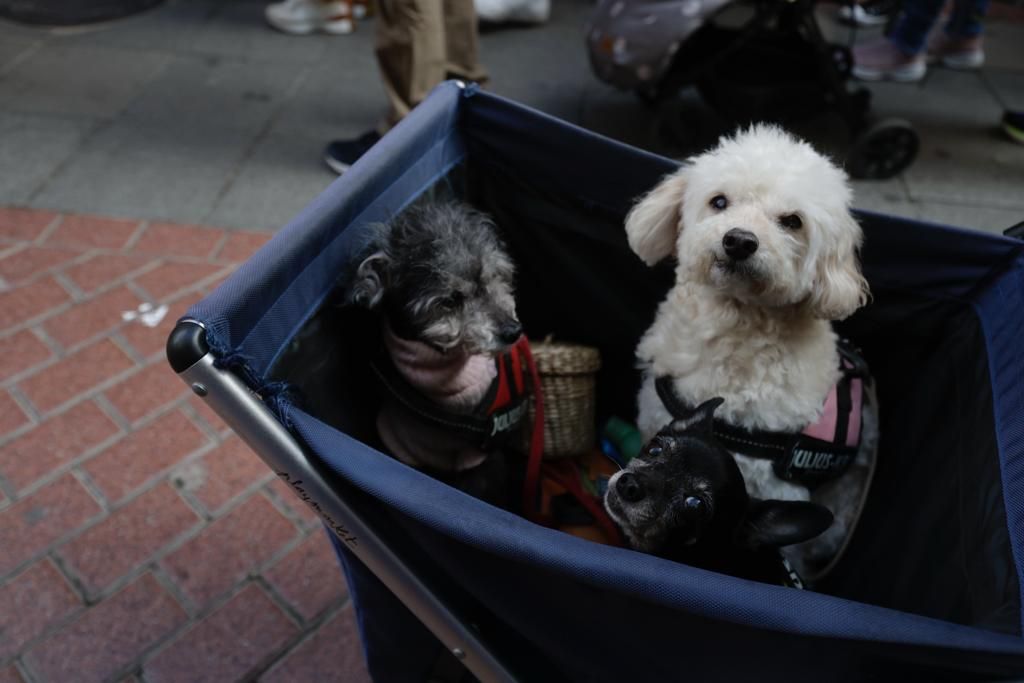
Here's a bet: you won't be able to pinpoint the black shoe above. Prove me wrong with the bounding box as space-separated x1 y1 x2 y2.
324 131 382 174
1003 110 1024 145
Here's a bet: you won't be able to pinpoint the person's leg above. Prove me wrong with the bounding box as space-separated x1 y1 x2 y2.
926 0 988 67
887 0 947 55
944 0 989 38
375 0 447 132
323 0 451 174
442 0 488 84
852 0 942 80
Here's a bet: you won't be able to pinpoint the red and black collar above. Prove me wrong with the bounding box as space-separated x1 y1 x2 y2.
370 336 533 451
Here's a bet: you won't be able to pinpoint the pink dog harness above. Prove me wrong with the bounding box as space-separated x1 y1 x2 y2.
656 340 869 488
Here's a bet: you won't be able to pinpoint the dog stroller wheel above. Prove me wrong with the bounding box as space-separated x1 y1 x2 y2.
847 118 918 180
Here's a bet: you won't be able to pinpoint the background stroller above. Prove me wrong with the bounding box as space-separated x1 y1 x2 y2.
586 0 919 179
169 83 1024 681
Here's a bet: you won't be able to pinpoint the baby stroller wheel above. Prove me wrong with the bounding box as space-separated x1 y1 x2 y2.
847 118 918 180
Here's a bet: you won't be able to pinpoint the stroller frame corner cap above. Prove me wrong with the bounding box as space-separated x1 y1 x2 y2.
167 319 210 374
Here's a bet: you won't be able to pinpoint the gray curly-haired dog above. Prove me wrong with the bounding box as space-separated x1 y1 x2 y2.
349 201 522 354
348 201 524 503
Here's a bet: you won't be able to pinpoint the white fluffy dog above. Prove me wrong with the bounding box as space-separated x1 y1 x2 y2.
627 124 877 576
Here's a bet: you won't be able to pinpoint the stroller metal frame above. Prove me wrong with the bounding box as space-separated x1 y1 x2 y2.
168 320 516 683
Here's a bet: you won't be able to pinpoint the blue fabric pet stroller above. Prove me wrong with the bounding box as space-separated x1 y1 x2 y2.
168 82 1024 681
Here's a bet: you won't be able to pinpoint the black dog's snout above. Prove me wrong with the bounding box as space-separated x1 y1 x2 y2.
497 320 523 344
617 473 646 503
722 229 759 261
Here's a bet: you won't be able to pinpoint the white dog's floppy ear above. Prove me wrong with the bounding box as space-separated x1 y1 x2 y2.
808 212 870 320
348 251 390 309
625 170 688 266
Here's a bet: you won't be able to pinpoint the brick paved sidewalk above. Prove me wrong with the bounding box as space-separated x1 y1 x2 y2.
0 207 370 683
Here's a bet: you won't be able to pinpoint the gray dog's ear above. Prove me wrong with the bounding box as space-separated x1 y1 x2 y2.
348 251 390 309
735 500 833 551
624 168 688 266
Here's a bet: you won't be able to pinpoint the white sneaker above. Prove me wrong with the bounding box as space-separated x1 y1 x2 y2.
475 0 550 24
264 0 354 35
837 0 895 26
852 38 927 82
927 34 985 69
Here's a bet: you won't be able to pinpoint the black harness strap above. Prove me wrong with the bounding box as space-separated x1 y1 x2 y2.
654 338 868 488
834 372 852 447
655 376 792 458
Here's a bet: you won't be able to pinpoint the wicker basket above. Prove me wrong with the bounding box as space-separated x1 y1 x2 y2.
527 340 601 459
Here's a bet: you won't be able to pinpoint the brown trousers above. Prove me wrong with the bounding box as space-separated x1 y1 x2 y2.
375 0 488 132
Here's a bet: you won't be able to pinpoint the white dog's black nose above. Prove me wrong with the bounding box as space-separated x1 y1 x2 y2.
723 229 759 261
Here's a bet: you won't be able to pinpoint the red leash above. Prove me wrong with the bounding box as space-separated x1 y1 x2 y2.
518 337 546 521
518 337 623 546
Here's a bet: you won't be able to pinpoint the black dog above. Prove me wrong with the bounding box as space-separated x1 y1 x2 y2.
604 398 834 586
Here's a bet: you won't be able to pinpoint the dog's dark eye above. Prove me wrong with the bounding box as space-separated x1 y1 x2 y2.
684 496 704 511
709 195 728 210
438 292 465 310
779 213 803 230
647 446 663 458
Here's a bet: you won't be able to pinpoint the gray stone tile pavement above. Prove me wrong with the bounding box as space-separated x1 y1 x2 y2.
0 112 91 205
0 0 1021 234
981 18 1024 70
1 44 168 120
204 127 340 229
984 68 1024 109
0 33 39 71
867 69 1024 213
31 119 257 223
